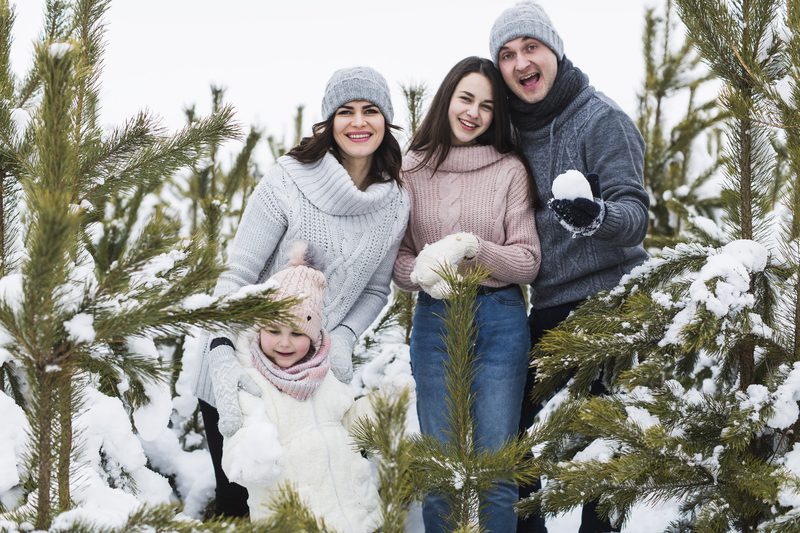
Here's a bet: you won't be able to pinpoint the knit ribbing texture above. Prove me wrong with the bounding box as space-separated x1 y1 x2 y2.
514 85 649 309
250 332 330 401
194 153 409 404
393 145 540 291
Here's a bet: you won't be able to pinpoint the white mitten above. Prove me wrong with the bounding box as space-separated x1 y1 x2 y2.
422 278 453 300
208 340 262 438
330 326 357 383
410 233 480 287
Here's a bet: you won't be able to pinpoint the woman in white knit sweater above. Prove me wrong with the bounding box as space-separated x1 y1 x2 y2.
193 66 410 517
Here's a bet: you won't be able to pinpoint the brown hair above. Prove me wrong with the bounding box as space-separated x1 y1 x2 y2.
287 113 403 188
409 56 539 206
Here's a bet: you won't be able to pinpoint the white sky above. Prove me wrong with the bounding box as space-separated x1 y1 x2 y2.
10 0 656 163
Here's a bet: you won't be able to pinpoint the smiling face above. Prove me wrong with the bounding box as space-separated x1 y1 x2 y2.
497 37 558 104
447 72 494 146
331 100 386 167
259 325 312 369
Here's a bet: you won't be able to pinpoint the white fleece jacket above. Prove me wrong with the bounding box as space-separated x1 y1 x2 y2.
221 331 379 531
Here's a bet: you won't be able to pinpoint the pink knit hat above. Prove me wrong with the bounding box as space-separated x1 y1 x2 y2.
268 241 326 346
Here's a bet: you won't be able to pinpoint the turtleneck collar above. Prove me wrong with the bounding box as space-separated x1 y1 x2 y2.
279 153 400 215
405 144 509 176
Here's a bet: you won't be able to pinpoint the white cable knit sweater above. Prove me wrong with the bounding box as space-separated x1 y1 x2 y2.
193 153 409 404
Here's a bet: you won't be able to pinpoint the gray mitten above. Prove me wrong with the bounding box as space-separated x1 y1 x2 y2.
329 326 356 383
208 338 262 438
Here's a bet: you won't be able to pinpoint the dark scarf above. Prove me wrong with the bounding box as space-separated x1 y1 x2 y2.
509 56 589 132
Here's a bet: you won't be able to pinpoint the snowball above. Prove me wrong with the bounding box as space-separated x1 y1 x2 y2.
551 170 593 200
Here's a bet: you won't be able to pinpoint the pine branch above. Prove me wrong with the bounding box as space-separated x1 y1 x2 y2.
84 106 240 207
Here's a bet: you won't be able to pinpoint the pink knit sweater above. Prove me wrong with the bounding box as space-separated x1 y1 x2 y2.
393 145 541 290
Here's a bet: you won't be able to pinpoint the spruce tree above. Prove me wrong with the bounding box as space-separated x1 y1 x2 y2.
0 1 295 528
516 0 800 530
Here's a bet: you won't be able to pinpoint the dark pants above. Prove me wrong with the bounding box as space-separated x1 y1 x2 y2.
199 399 249 517
517 301 619 533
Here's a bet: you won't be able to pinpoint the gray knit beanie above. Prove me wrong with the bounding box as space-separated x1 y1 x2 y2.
320 66 394 123
489 1 564 65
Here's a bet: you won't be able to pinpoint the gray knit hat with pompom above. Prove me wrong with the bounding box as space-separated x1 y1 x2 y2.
320 66 394 123
489 1 564 65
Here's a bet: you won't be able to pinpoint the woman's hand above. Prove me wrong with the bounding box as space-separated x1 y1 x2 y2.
410 232 480 287
208 339 262 438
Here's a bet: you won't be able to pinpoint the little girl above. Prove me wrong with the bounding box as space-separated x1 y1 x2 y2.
221 242 379 531
393 56 541 533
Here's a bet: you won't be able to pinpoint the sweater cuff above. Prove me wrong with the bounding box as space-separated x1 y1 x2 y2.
593 201 624 240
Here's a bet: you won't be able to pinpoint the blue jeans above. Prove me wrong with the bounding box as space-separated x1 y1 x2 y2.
411 285 530 533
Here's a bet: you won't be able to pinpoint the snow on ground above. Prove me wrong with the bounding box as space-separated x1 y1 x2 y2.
0 304 682 531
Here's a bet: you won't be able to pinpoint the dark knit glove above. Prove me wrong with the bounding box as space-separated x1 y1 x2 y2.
549 172 605 237
548 191 606 238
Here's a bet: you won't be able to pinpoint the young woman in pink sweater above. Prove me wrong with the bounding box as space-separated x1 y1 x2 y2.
392 56 541 532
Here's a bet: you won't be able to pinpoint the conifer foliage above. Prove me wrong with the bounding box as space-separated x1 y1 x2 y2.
519 1 800 530
0 1 293 529
637 0 727 248
357 267 537 532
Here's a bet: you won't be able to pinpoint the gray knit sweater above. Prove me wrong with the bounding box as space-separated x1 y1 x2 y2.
517 85 649 309
193 153 410 404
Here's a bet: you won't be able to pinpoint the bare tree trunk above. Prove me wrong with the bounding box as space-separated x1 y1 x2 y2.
738 113 753 241
57 376 72 510
34 369 56 530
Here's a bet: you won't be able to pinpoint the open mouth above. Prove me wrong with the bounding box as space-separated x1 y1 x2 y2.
519 72 541 88
346 132 372 142
458 118 479 131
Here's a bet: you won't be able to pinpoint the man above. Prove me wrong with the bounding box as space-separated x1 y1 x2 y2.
489 2 649 532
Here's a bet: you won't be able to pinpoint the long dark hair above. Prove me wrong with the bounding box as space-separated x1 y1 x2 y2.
286 112 403 188
409 56 539 207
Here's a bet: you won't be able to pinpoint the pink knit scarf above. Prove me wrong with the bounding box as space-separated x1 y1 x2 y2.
250 332 330 401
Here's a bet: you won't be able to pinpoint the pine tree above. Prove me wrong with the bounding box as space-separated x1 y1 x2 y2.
516 0 800 530
637 0 728 248
360 267 537 532
0 1 295 528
